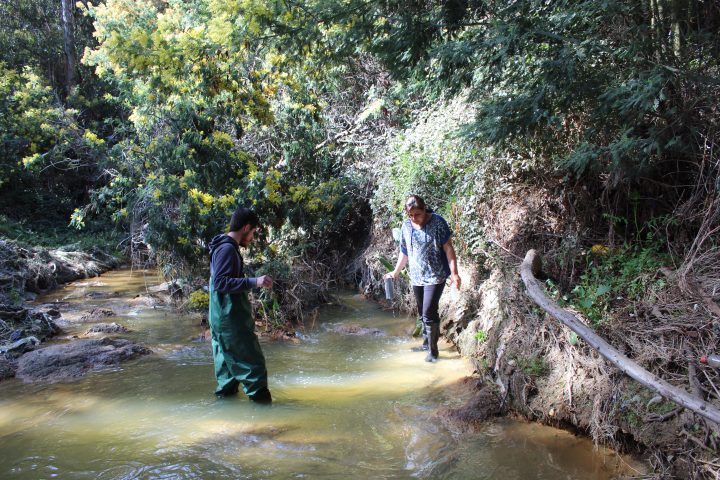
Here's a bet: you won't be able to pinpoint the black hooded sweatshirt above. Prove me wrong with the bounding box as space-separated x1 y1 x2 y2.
208 234 257 293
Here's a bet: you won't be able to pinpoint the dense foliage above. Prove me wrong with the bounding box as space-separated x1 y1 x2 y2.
319 0 720 231
0 0 717 279
78 0 373 275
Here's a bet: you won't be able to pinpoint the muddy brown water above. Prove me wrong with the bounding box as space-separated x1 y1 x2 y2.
0 269 645 479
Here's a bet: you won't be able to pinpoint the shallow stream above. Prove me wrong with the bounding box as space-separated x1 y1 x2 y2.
0 269 643 478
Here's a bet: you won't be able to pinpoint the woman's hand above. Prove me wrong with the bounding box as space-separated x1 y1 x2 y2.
449 273 462 289
386 253 407 281
384 271 399 280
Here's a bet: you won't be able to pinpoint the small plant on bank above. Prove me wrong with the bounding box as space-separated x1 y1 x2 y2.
621 409 643 428
570 282 612 326
378 255 408 280
187 290 210 311
568 241 668 327
618 384 678 428
256 289 283 330
7 288 23 307
515 355 549 377
478 357 491 372
544 278 563 302
475 330 488 343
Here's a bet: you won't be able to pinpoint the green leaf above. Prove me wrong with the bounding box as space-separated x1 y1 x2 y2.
596 284 611 296
378 255 394 272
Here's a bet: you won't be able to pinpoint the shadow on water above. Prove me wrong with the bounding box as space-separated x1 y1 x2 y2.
0 269 646 479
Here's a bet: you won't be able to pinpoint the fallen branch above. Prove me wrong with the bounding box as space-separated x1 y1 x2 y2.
645 407 682 422
520 249 720 426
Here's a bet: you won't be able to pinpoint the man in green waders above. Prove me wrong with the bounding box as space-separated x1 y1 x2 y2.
208 207 273 403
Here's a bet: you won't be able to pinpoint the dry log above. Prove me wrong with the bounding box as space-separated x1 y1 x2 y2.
520 249 720 426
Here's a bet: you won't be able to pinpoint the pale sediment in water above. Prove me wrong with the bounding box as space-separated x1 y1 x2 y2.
0 269 645 478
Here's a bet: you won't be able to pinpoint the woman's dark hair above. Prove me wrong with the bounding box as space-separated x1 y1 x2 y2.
405 195 433 213
229 207 260 231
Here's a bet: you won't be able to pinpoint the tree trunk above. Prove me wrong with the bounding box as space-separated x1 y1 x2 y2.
60 0 77 94
650 0 660 59
670 0 683 59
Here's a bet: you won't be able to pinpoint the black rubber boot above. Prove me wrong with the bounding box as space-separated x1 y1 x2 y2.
424 322 439 362
249 386 272 404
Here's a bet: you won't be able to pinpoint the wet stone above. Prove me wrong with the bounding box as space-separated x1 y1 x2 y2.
9 329 24 342
0 336 40 358
0 306 58 345
44 309 62 319
127 294 163 307
16 337 152 383
85 291 118 299
436 386 504 433
84 322 129 335
79 308 116 322
0 305 27 322
0 356 16 381
330 324 385 336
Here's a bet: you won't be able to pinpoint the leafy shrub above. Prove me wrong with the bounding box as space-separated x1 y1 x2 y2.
0 63 107 221
569 242 668 326
187 290 210 311
371 96 478 228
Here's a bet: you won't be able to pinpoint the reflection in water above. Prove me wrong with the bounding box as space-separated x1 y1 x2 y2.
0 269 644 479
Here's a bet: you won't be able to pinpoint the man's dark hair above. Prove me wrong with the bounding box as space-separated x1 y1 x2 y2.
229 207 260 232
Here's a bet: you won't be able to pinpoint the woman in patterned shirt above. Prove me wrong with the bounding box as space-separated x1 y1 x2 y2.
384 195 462 362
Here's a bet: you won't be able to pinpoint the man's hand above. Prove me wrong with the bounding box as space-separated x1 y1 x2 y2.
256 275 273 289
450 273 462 289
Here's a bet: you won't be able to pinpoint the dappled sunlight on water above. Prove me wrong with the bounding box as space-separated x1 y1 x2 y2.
0 269 645 479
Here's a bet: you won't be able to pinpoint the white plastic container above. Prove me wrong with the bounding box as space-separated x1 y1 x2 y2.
700 355 720 368
384 277 394 300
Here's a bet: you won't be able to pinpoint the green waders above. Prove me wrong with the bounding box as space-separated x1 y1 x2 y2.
208 277 268 397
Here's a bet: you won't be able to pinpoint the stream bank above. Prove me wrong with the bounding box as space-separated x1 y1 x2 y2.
359 184 719 479
0 238 128 381
0 238 121 301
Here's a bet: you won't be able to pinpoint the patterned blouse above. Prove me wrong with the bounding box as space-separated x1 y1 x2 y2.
400 213 452 286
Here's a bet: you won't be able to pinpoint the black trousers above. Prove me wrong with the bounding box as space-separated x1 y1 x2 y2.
412 283 445 357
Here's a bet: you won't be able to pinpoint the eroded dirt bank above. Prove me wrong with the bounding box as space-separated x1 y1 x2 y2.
0 239 121 302
359 184 720 479
0 239 148 382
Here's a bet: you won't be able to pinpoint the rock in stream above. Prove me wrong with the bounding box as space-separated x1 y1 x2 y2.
330 324 385 336
15 337 152 383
